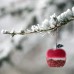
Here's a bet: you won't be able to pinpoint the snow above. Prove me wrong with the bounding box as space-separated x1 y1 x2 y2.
0 0 74 74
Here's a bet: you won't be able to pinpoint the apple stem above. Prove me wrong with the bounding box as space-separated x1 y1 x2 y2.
56 44 63 48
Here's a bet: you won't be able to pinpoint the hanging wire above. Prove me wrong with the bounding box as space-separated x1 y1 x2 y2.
56 27 58 49
55 27 64 48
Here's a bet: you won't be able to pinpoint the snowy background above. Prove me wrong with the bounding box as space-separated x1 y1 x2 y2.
0 0 74 74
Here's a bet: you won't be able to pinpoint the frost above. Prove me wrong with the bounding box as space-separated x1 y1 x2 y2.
1 29 5 34
49 13 57 28
37 24 41 30
42 19 49 28
31 25 39 32
65 9 73 19
28 7 74 35
2 6 74 35
1 30 8 34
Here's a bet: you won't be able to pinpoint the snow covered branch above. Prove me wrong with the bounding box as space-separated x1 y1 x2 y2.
1 6 74 37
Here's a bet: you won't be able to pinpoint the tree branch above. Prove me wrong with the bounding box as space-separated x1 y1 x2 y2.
1 6 74 37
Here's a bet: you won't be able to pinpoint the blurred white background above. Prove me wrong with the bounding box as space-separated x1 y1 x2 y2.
0 0 74 74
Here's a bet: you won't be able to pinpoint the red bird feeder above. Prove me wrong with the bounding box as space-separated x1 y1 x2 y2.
46 44 66 67
46 28 66 67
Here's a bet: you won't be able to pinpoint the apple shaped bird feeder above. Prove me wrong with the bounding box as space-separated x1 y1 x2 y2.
46 28 66 67
46 44 66 67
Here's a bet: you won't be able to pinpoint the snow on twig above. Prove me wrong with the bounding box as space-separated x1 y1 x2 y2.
1 6 74 37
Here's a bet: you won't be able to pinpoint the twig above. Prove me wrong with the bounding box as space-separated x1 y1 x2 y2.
1 6 74 37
